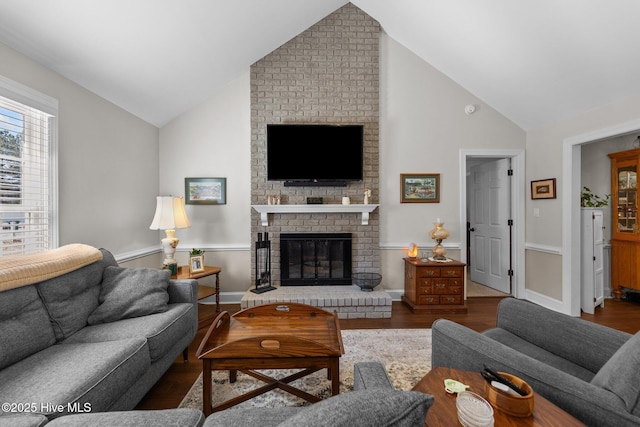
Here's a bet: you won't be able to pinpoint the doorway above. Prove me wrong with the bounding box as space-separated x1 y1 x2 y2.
467 158 512 294
562 118 640 316
459 149 526 299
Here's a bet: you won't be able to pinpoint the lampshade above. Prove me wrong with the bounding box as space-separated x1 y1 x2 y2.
149 196 191 230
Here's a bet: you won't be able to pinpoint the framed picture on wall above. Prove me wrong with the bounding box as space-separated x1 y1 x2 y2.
185 177 226 205
400 173 440 203
531 178 556 200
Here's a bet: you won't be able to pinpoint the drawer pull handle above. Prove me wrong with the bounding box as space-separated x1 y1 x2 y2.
436 283 446 289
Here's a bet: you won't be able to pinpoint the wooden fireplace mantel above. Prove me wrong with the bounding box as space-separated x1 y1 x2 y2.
251 204 379 226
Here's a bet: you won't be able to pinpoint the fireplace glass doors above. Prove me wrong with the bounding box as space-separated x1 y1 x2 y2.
280 233 352 286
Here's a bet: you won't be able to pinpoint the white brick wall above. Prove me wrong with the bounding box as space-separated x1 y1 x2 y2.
250 3 381 288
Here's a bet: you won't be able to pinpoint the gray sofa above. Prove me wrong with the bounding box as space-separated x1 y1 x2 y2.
0 409 204 427
0 246 198 423
432 297 640 426
203 362 434 427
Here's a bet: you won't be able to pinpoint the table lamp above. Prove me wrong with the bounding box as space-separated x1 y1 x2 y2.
429 218 450 261
149 196 191 274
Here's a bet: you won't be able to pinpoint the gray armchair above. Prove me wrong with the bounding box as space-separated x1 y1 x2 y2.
432 297 640 426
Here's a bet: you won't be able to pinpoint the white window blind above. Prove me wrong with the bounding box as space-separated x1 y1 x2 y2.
0 94 54 255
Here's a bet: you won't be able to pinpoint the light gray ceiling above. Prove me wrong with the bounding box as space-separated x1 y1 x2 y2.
1 0 639 130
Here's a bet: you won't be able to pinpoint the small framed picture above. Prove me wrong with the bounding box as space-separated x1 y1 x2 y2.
185 177 226 205
400 173 440 203
189 255 205 273
531 178 556 200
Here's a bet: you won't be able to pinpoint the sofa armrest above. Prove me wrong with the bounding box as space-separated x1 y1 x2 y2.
0 414 48 427
432 319 640 426
167 279 198 305
353 362 394 391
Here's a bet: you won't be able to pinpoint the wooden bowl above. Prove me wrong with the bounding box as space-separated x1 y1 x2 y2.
484 372 534 417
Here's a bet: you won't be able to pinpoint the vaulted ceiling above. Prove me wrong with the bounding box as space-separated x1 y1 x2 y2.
1 0 639 130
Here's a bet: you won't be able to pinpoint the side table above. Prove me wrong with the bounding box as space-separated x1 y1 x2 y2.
176 265 221 329
412 367 584 426
402 257 467 313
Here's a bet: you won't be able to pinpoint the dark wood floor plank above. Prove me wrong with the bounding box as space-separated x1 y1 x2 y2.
135 298 640 410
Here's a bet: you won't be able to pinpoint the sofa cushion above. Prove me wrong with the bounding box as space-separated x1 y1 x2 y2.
45 409 205 427
484 328 596 381
36 249 118 341
0 285 56 370
591 331 640 416
278 388 433 427
0 338 149 419
88 266 170 325
66 303 194 362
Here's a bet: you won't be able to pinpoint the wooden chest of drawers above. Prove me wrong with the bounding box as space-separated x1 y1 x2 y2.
402 257 467 313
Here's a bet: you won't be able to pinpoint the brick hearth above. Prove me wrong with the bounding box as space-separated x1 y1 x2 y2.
241 286 392 319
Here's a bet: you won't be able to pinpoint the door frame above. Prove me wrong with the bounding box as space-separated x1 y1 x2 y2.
563 118 640 316
459 149 526 299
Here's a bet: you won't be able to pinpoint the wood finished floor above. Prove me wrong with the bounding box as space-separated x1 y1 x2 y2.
134 297 640 410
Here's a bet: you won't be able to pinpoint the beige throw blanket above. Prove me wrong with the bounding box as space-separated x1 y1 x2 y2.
0 244 103 292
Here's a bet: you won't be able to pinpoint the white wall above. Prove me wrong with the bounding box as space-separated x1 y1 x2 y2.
378 35 526 291
0 42 160 255
159 72 252 294
526 92 640 312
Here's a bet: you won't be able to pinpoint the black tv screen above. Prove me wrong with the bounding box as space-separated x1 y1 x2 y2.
267 124 364 183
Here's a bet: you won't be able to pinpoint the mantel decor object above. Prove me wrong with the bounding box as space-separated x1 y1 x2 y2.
429 219 450 261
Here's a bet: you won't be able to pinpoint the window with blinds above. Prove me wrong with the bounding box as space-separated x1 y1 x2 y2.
0 95 53 255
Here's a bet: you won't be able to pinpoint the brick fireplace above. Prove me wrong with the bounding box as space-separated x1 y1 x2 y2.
249 4 381 290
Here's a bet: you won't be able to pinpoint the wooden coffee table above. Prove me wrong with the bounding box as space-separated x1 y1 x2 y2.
196 302 344 416
412 367 584 426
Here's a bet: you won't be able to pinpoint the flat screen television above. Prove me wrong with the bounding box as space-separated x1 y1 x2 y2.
267 124 364 186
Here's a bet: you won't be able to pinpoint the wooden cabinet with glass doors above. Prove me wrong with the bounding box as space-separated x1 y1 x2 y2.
608 148 640 299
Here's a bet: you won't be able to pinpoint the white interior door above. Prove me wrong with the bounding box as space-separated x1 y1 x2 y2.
468 158 511 293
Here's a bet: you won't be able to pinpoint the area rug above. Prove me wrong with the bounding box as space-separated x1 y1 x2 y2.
179 328 431 411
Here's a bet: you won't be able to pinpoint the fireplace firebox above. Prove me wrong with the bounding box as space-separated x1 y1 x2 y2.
280 233 352 286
